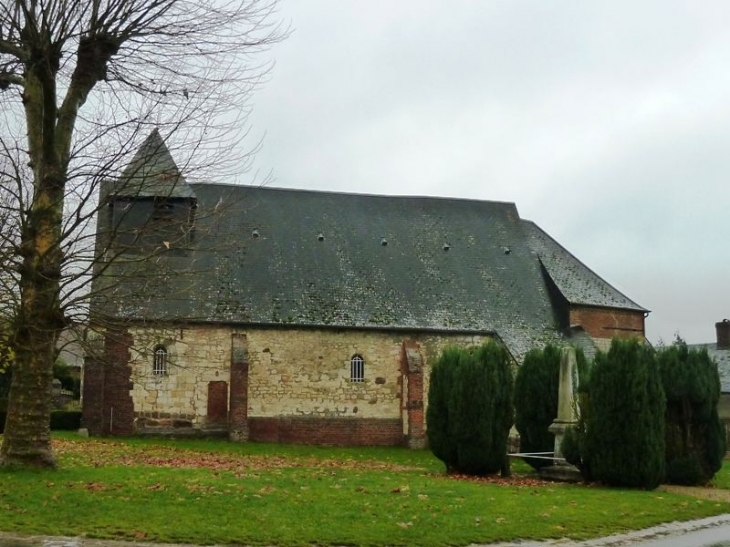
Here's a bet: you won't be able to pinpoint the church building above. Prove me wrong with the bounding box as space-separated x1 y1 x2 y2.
82 130 647 447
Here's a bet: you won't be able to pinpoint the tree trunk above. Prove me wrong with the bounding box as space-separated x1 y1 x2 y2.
0 331 57 468
0 193 65 468
0 167 65 468
0 53 66 468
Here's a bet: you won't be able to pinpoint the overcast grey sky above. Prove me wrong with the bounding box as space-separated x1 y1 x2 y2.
244 1 729 345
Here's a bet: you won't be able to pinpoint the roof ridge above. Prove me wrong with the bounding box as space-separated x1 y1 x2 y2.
189 182 518 207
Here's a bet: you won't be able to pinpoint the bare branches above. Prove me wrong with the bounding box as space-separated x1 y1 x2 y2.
0 0 284 467
0 71 23 88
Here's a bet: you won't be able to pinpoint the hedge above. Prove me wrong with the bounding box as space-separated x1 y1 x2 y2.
0 410 82 434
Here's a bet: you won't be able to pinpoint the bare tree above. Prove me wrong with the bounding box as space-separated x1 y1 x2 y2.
0 0 283 468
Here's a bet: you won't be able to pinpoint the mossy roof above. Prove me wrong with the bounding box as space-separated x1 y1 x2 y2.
521 220 647 312
98 184 646 359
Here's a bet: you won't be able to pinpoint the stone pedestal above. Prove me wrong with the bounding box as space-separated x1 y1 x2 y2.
539 347 582 483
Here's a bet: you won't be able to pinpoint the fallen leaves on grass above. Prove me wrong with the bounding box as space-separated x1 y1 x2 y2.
443 472 551 488
52 438 424 473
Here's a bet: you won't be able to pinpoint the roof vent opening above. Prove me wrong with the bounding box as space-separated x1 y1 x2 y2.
252 228 260 238
443 243 451 251
380 237 388 247
317 233 325 242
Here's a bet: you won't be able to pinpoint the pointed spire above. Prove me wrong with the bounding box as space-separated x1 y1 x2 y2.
116 129 196 199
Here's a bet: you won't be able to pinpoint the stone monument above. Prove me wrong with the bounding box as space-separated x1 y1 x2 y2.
538 346 582 482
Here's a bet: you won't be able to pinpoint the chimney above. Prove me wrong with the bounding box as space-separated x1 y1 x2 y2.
717 319 730 350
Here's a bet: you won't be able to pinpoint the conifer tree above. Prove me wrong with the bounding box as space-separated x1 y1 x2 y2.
426 346 461 471
584 339 665 489
451 342 514 475
428 342 514 475
514 344 561 469
658 341 726 485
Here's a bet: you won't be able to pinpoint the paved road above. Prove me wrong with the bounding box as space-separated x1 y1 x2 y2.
1 516 729 547
494 515 730 546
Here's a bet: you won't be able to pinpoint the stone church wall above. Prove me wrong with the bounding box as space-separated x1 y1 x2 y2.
113 325 488 445
128 326 231 431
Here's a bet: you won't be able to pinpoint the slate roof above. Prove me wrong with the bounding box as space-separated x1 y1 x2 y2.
688 343 730 393
564 326 598 362
115 130 196 199
98 185 580 359
521 220 647 312
96 135 646 361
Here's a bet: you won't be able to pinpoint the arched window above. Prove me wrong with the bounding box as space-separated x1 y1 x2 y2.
153 345 168 376
350 354 364 383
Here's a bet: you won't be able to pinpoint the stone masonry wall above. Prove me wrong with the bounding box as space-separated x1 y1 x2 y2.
122 325 488 444
128 326 231 427
245 329 487 424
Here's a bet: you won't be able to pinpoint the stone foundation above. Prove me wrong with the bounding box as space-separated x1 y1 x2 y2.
248 416 404 446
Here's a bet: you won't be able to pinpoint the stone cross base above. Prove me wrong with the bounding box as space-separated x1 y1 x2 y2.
538 462 582 482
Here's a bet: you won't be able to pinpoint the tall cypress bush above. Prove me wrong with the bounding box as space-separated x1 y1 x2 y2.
451 342 514 475
426 346 462 471
514 344 561 469
584 338 665 489
427 342 514 475
658 342 726 485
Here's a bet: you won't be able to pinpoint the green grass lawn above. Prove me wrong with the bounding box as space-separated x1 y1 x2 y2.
0 434 728 546
712 460 730 490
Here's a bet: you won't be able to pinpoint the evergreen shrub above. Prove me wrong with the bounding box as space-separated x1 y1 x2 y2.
658 342 726 485
452 343 514 475
584 338 665 489
514 344 561 469
50 410 82 430
428 342 514 475
426 346 462 471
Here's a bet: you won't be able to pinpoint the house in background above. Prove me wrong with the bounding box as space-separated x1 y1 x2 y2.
689 319 730 436
82 131 648 447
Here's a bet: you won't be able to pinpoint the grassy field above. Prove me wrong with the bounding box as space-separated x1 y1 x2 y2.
0 434 728 546
713 460 730 490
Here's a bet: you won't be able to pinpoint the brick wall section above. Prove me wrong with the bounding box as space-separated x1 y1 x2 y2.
81 355 104 435
103 330 135 435
229 333 249 441
81 330 134 436
569 306 645 340
249 417 403 446
401 340 426 449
